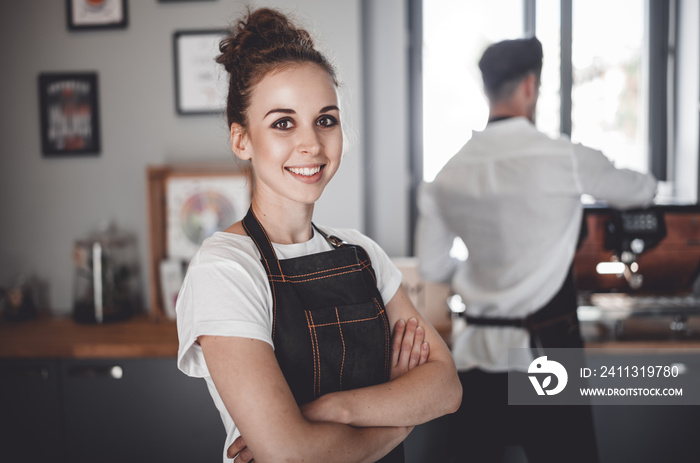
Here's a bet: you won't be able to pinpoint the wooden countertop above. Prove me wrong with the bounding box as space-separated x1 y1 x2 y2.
0 315 178 359
2 314 700 360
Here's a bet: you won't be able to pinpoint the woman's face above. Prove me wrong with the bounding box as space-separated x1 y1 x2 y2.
233 63 343 209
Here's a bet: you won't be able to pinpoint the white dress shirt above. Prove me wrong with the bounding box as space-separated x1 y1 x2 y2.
417 117 657 372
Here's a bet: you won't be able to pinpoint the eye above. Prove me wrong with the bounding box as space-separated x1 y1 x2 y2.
272 118 295 130
317 115 338 128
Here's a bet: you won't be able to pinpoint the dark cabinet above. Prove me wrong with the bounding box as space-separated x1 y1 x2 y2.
0 358 224 463
0 359 64 463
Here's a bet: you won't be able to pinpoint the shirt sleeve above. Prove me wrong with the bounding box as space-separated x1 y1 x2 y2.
176 256 273 378
416 181 459 284
572 143 657 209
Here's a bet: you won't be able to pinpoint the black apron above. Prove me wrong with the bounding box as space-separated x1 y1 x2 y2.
464 264 583 349
453 266 599 463
242 208 404 463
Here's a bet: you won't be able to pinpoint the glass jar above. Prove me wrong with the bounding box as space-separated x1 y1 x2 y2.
73 223 141 323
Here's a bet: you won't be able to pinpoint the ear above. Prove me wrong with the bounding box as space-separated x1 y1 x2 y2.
523 73 537 99
230 123 251 161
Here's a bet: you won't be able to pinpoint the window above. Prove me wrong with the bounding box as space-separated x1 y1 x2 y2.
421 0 523 182
420 0 663 180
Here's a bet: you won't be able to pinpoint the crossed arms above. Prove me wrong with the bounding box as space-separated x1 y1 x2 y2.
199 285 462 463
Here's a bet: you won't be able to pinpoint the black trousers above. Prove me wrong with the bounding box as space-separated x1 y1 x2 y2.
448 369 599 463
448 267 599 463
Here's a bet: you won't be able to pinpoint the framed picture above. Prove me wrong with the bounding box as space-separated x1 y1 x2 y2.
165 171 251 260
66 0 128 30
173 29 228 115
38 72 101 156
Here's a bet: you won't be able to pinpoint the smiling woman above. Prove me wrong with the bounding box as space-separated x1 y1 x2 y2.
174 7 461 463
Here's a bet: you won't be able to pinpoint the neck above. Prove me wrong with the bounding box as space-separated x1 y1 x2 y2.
488 101 526 121
250 196 315 245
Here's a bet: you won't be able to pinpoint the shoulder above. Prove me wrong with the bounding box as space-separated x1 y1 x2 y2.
185 232 269 295
191 231 260 267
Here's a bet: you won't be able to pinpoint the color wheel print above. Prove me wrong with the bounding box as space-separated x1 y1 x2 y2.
180 191 236 245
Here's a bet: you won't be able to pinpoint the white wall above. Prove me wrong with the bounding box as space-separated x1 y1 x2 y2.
362 0 411 257
0 1 365 314
675 0 700 202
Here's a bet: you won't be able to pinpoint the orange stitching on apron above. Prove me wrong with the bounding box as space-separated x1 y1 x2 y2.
305 310 321 398
308 313 382 328
273 262 359 279
335 307 346 390
267 267 362 284
361 258 377 285
270 279 278 339
374 297 390 375
251 211 285 282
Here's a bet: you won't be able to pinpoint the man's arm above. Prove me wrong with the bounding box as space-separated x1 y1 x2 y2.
573 143 657 209
416 181 459 283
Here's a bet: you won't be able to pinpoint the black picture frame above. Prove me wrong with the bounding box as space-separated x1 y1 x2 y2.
38 72 101 156
66 0 128 31
173 29 227 115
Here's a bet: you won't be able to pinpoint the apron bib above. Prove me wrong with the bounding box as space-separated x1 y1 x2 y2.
242 208 404 463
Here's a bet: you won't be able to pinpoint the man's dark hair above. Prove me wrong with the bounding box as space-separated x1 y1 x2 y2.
478 37 543 102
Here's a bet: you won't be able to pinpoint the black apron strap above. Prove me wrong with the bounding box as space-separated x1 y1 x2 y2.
242 207 284 280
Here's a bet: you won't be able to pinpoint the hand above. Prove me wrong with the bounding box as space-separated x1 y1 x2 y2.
227 435 254 462
390 318 429 380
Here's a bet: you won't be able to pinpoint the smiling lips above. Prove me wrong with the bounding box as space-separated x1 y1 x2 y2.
285 165 324 180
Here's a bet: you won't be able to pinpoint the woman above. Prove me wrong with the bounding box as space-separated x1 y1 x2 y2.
176 7 461 463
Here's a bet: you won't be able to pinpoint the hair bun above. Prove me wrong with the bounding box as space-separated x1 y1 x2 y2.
216 7 337 128
217 8 315 74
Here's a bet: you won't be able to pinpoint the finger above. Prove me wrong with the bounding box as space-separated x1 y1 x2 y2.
398 318 418 371
419 342 430 365
408 325 425 369
390 319 406 367
227 436 246 459
237 447 254 463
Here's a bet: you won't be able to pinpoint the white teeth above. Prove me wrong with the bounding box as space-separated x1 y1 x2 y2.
287 166 321 176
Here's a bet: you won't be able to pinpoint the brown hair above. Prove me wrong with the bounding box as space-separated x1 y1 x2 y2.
216 8 338 129
478 37 543 102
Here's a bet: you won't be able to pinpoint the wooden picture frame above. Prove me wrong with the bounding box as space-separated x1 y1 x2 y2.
173 29 228 115
38 72 101 156
66 0 128 31
146 163 252 320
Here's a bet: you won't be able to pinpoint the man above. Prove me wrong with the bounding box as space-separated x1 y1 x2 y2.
417 37 656 462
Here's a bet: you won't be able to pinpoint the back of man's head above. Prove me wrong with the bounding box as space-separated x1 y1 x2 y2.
478 37 543 102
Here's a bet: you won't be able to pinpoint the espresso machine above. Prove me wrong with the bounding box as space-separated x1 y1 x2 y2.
574 204 700 340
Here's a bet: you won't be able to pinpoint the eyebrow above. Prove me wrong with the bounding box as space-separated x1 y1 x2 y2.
263 105 340 119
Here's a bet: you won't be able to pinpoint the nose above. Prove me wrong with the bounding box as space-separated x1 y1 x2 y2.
296 125 321 156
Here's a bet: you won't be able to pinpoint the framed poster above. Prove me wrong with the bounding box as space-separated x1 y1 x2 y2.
165 172 251 260
66 0 128 30
173 29 227 114
38 72 101 156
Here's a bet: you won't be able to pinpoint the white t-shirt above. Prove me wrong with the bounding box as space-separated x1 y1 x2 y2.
176 226 403 462
417 117 657 373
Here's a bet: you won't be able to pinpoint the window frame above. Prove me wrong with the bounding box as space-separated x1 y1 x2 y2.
408 0 677 254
